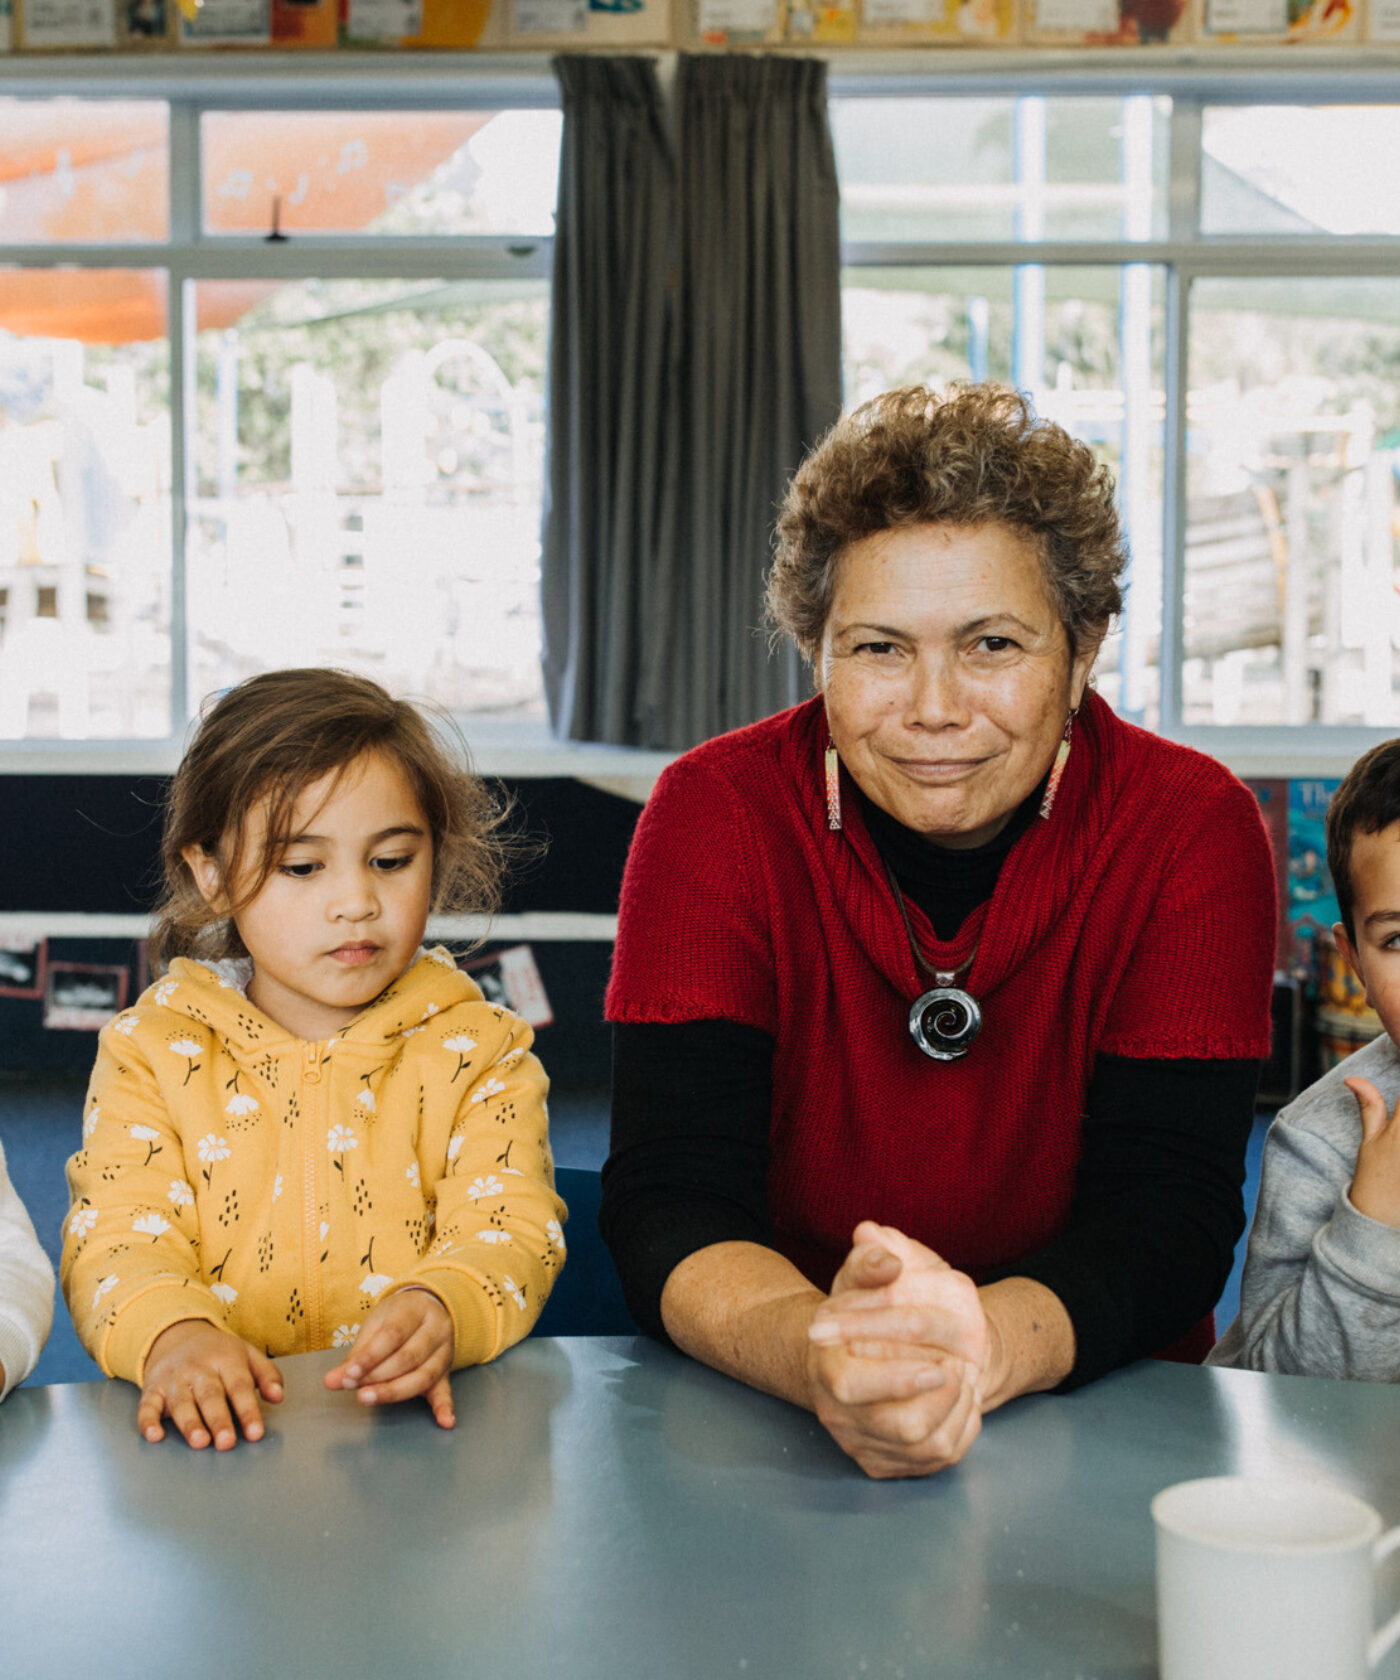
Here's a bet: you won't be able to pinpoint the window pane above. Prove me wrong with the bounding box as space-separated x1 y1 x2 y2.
201 111 561 238
190 277 546 720
842 264 1165 726
832 95 1169 244
1185 277 1400 726
0 270 171 740
0 99 168 244
1201 108 1400 237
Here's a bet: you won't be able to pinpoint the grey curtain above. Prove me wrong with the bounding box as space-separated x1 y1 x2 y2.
541 57 676 744
542 53 842 750
649 54 842 747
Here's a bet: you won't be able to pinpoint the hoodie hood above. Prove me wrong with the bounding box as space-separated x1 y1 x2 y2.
155 945 481 1057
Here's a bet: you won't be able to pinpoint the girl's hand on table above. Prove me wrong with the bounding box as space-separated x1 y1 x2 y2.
806 1220 988 1480
324 1288 456 1429
138 1319 283 1450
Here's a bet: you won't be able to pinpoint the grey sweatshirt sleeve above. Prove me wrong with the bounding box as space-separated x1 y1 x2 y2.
1209 1035 1400 1379
0 1138 54 1399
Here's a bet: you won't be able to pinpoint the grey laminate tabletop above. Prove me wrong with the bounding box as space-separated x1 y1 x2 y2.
5 1338 1400 1680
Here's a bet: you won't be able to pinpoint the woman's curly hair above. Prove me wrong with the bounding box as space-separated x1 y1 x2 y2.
768 384 1126 662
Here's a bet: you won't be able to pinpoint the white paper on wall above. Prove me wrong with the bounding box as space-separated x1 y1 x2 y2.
1370 0 1400 36
22 0 116 46
863 0 945 24
1035 0 1116 27
178 0 269 42
1205 0 1286 29
512 0 587 28
699 0 778 31
346 0 422 36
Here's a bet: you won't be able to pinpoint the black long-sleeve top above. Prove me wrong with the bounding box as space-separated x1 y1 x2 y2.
600 780 1260 1389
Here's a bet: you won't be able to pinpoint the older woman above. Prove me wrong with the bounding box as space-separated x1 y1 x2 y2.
601 385 1276 1478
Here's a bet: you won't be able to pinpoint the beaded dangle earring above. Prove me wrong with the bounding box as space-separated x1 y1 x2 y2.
1039 709 1075 821
825 742 842 831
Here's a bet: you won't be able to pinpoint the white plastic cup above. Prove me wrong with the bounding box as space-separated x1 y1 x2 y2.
1153 1476 1400 1680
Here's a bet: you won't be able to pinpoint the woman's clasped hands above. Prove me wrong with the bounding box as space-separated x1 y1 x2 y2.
806 1220 989 1480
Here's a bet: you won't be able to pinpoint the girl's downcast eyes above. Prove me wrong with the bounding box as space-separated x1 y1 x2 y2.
276 852 418 880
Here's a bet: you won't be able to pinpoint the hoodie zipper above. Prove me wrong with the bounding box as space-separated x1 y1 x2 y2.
301 1040 325 1350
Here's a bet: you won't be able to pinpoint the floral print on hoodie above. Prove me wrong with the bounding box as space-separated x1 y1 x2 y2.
62 948 565 1383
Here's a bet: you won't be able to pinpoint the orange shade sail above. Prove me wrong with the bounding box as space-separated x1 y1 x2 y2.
0 270 281 344
202 111 492 236
0 107 493 342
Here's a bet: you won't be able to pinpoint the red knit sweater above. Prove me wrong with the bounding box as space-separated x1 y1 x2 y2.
607 692 1277 1290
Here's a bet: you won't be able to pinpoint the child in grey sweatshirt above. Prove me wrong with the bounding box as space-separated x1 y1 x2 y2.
0 1136 53 1397
1212 739 1400 1377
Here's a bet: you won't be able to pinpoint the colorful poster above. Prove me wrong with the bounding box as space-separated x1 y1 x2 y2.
1287 777 1341 978
117 0 170 44
402 0 491 45
1029 0 1186 38
1245 779 1290 971
271 0 336 43
20 0 116 46
811 0 858 35
1200 0 1353 38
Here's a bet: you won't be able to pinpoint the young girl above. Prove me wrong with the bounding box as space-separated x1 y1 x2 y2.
61 668 565 1450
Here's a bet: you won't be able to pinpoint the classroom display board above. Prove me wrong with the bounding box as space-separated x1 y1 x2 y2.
692 0 1382 40
3 0 669 49
1 0 1397 47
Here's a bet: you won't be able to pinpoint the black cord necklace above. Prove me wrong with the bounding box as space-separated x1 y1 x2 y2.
884 861 981 1061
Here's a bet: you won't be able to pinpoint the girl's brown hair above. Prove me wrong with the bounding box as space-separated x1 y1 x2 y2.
152 668 512 970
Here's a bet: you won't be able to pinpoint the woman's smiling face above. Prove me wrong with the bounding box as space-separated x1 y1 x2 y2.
818 521 1099 847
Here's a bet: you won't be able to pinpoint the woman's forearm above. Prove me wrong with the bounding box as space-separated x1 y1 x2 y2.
663 1246 1076 1417
659 1240 827 1411
977 1277 1075 1410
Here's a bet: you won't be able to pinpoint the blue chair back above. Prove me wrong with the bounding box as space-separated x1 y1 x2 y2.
534 1166 638 1337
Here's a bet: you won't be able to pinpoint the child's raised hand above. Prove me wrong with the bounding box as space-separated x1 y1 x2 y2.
323 1287 456 1429
138 1318 284 1450
1345 1076 1400 1228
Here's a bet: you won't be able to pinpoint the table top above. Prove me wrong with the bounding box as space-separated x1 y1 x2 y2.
5 1339 1400 1680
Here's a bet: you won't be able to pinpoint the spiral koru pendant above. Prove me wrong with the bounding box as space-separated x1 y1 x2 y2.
909 984 982 1061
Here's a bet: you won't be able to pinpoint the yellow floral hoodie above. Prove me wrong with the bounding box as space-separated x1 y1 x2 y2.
62 947 565 1384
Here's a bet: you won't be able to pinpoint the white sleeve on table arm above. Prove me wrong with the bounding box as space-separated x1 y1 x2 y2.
0 1140 55 1398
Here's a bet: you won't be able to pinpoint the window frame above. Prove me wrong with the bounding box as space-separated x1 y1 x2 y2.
0 59 602 774
832 60 1400 778
3 55 1400 780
